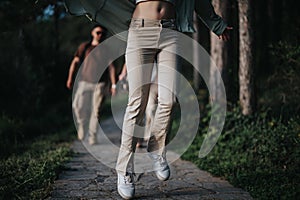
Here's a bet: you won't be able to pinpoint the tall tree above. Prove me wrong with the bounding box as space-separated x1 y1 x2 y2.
209 0 231 101
238 0 255 115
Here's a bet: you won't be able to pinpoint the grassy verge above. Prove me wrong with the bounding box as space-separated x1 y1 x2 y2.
0 120 75 199
176 105 300 199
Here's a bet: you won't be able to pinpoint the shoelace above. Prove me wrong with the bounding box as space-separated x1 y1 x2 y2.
155 155 167 167
124 173 134 184
160 157 168 167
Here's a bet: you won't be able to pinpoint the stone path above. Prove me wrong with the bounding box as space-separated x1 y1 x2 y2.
48 112 253 199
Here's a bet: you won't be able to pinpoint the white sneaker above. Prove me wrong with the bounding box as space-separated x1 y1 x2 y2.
149 153 170 181
117 172 135 199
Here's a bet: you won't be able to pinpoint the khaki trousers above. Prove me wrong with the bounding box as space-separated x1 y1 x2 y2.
73 81 106 143
116 19 178 174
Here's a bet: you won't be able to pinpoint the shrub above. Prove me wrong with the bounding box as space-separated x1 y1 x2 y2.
181 105 300 199
259 41 300 115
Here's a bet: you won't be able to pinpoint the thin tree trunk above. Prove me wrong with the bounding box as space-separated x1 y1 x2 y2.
210 0 230 101
238 0 255 115
193 12 201 91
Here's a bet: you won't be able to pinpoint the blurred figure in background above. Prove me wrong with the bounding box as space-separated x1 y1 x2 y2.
66 24 117 145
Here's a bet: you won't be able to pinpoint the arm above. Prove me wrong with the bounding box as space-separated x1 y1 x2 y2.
108 63 117 96
66 56 80 89
195 0 231 39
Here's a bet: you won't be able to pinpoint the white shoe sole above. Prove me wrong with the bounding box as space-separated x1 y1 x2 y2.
118 188 134 200
156 171 170 181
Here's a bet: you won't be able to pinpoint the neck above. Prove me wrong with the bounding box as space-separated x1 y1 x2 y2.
91 39 100 46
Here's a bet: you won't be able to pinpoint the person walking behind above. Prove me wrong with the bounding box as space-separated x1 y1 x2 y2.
66 24 117 145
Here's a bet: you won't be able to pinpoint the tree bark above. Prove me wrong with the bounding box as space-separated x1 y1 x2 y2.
210 0 230 101
238 0 255 115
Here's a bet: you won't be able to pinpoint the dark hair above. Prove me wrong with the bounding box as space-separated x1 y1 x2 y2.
91 24 103 33
90 23 107 42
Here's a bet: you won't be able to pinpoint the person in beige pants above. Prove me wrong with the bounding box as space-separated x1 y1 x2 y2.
115 1 231 199
66 24 117 145
116 16 179 190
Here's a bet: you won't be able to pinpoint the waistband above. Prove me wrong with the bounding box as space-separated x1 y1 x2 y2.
130 18 176 28
78 80 106 86
135 0 175 6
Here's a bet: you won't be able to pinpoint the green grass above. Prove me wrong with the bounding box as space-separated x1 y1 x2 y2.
0 97 119 199
0 124 75 199
178 105 300 199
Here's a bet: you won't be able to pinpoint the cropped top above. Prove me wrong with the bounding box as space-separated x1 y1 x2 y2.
135 0 175 5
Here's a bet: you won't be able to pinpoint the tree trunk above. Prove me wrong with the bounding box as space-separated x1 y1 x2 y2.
193 12 201 91
210 0 230 101
238 0 255 115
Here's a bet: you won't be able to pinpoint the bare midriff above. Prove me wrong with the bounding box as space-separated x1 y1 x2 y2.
132 1 175 20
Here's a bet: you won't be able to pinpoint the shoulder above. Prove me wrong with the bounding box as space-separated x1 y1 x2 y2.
76 41 91 53
78 41 90 49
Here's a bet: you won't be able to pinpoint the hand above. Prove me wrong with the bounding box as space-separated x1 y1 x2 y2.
218 26 233 41
66 79 72 90
118 72 127 81
111 88 116 96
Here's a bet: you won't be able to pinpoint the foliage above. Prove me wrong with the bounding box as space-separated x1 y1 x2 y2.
258 41 300 115
0 101 75 159
0 0 92 159
0 4 117 198
181 105 300 199
0 131 74 200
0 0 93 119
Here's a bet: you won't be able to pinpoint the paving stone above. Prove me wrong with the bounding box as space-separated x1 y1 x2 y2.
48 116 253 200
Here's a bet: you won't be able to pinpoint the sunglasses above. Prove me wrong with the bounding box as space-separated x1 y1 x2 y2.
96 31 103 35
